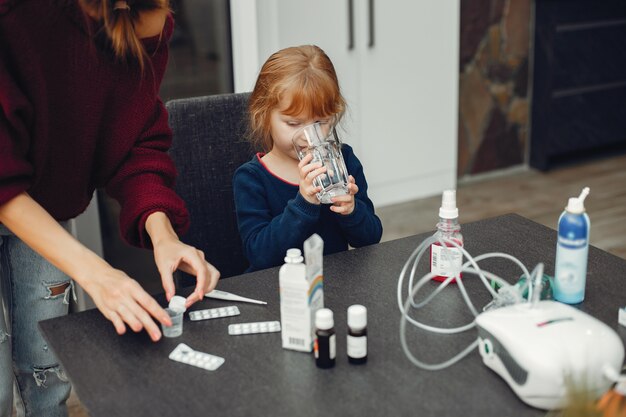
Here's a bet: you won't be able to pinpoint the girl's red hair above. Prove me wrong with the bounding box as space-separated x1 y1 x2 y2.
248 45 346 151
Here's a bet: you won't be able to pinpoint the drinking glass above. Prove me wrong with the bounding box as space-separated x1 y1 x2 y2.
292 123 349 204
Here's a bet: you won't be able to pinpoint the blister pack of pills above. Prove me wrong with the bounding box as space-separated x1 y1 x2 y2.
169 343 225 371
189 306 240 321
228 321 281 335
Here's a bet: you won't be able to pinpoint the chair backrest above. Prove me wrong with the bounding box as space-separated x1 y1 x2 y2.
166 92 254 279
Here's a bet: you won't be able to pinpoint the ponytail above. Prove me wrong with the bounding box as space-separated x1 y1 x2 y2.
79 0 170 72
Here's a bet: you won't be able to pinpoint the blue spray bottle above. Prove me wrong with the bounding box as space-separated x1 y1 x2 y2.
554 187 590 304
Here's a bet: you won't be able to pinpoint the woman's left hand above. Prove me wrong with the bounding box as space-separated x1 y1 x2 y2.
153 238 220 308
330 175 358 215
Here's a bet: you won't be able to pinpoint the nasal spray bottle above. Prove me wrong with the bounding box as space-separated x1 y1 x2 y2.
280 234 324 352
554 187 590 304
430 190 464 282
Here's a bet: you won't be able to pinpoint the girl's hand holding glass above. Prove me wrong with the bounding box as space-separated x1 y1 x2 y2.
292 123 350 204
330 175 359 215
298 153 327 205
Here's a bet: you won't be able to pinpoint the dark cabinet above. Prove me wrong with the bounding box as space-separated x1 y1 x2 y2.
530 0 626 170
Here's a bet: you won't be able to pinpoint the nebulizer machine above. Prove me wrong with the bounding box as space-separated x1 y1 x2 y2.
397 189 625 410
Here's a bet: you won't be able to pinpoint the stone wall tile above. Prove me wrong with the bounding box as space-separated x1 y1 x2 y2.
457 119 471 176
459 64 493 155
460 0 492 70
476 37 490 75
489 0 506 24
514 58 529 97
488 25 502 62
518 126 528 155
503 0 531 59
487 62 514 82
489 83 512 109
507 98 529 125
459 0 531 178
471 109 523 174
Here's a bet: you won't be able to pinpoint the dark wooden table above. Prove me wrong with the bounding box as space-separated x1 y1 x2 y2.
40 214 626 417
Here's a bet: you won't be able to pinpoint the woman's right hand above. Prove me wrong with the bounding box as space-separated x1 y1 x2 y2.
0 193 170 342
298 153 326 204
83 265 171 342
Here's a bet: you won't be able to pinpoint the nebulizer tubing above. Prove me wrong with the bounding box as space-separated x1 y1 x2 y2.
397 236 532 325
400 275 480 370
398 235 543 370
402 236 497 311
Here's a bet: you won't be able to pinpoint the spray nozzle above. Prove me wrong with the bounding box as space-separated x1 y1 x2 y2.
566 186 590 214
439 189 459 219
578 187 590 203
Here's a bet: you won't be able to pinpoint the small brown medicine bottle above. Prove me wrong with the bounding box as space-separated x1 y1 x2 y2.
347 305 367 364
314 308 336 369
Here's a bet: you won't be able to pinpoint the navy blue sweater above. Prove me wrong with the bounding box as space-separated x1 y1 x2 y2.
233 144 383 271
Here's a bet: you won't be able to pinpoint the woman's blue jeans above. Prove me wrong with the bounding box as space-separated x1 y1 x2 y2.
0 224 71 417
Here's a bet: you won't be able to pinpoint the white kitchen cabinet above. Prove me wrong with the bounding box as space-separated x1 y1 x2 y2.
231 0 459 206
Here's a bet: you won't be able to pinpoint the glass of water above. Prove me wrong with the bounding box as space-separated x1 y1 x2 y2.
292 122 349 204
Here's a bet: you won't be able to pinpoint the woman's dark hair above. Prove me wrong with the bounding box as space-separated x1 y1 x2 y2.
79 0 170 71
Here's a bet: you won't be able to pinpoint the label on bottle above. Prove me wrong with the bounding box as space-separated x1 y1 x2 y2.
430 244 462 277
314 334 336 360
347 335 367 359
554 246 588 299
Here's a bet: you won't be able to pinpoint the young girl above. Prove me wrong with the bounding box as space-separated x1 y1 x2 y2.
233 45 383 271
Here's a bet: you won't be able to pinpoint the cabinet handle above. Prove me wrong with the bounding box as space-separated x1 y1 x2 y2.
348 0 354 50
368 0 375 48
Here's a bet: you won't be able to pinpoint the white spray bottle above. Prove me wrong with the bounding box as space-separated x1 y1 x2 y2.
554 187 590 304
430 190 464 282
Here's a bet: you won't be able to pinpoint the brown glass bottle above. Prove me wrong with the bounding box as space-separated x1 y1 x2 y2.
314 309 336 369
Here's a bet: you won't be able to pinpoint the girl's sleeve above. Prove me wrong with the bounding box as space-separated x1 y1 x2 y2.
233 164 321 271
335 145 383 247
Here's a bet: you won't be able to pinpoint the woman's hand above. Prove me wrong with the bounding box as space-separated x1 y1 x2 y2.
152 237 220 307
84 266 172 342
298 153 326 204
330 175 358 215
146 212 220 309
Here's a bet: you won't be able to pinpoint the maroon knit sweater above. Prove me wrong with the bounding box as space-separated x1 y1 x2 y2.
0 0 189 247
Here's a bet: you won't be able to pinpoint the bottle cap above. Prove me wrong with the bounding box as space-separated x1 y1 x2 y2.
168 295 187 313
347 304 367 330
439 189 459 219
565 187 590 214
315 308 334 330
284 248 303 263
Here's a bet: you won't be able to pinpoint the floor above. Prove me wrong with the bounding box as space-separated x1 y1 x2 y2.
12 152 626 417
378 153 626 260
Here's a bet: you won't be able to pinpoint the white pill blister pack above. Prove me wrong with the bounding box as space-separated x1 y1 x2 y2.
228 321 281 335
169 343 225 371
189 306 240 321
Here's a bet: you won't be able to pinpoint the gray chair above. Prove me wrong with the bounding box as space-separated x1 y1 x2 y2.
166 92 254 280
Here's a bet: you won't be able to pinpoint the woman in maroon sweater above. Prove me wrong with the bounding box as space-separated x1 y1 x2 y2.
0 0 219 415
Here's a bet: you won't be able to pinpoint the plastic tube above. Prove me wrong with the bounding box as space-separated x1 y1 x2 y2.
397 234 543 371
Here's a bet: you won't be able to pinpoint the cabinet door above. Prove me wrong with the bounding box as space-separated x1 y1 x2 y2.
357 1 459 206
